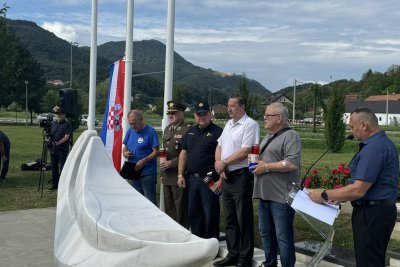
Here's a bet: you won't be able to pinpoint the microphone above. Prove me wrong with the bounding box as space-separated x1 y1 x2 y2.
299 135 354 189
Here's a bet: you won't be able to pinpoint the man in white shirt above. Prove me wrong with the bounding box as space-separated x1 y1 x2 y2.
214 95 260 267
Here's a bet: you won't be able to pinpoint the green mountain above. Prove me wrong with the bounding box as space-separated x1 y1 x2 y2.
9 19 270 105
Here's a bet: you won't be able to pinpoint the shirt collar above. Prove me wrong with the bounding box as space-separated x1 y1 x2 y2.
229 113 248 126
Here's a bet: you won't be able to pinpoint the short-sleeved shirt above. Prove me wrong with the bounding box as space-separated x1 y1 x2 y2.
123 125 159 176
217 114 259 171
182 122 223 175
50 119 72 153
253 129 302 203
350 130 399 201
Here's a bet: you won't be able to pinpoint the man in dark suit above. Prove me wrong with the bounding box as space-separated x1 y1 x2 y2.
161 101 189 227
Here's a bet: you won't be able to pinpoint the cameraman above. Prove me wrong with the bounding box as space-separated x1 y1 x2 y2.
49 106 72 191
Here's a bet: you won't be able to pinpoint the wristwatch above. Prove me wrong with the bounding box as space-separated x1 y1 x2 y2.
321 190 329 201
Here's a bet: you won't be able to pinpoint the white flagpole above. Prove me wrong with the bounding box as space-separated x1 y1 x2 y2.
122 0 134 166
159 0 176 211
88 0 98 131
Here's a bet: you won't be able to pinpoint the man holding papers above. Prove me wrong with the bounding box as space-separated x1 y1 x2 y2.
309 107 399 267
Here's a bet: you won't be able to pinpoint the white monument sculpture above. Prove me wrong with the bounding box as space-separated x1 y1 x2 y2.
54 130 219 266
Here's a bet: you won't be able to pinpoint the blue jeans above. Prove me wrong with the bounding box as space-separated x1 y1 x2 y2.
128 173 157 206
258 200 295 267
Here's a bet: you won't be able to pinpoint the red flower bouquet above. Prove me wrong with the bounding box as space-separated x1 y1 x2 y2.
304 164 351 190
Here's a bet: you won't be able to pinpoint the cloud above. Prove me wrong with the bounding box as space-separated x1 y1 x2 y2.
41 21 78 42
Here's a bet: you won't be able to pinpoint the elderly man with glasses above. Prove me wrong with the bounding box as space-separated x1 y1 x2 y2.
251 102 301 267
178 102 223 239
160 101 189 228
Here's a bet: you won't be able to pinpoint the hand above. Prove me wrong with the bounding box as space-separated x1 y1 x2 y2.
308 189 324 204
252 160 266 175
214 160 226 174
160 176 164 184
135 159 145 171
123 151 133 159
160 160 172 170
214 178 223 193
177 175 186 188
220 171 227 180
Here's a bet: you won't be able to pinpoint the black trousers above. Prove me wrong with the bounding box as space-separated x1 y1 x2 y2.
188 174 220 239
352 203 396 267
222 168 254 263
50 150 68 188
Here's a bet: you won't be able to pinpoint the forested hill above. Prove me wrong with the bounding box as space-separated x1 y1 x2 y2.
9 19 270 105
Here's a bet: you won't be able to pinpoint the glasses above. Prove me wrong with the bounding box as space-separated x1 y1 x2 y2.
195 112 207 116
263 114 280 120
166 112 176 116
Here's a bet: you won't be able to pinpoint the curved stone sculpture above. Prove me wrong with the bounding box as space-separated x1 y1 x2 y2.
54 130 219 266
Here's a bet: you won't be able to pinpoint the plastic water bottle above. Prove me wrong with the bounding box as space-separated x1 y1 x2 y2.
203 172 221 196
248 144 259 172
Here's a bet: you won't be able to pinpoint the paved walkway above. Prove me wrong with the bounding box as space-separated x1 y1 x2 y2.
0 207 343 267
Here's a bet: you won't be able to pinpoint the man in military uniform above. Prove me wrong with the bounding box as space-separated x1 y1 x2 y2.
177 102 223 239
161 101 189 227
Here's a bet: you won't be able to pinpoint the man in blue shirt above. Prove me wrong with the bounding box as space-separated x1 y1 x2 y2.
310 107 398 267
123 110 159 205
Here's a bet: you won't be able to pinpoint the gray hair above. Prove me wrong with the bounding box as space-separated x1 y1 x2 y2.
128 110 143 121
268 102 289 122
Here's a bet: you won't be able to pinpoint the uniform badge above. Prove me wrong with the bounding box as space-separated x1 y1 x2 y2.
175 145 179 149
206 132 212 137
138 137 144 143
174 134 183 139
177 126 181 131
169 102 174 108
199 103 204 107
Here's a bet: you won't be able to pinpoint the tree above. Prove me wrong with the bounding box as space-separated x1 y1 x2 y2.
324 86 346 152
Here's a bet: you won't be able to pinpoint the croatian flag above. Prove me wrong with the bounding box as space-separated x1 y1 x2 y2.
100 59 125 171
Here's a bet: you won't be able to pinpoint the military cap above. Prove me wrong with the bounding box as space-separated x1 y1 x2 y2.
167 101 186 112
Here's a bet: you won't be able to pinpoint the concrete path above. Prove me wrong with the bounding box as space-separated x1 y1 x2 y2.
0 207 343 267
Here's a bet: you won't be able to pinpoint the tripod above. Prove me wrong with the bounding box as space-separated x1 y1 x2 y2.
38 133 50 197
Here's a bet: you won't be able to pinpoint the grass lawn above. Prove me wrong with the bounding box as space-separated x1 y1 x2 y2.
0 121 399 252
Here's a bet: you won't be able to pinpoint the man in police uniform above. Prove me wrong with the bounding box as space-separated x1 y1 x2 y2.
160 101 189 228
178 102 223 239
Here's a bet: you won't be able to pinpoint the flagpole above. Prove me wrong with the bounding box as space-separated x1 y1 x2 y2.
88 0 98 131
159 0 176 211
162 0 175 131
122 0 134 167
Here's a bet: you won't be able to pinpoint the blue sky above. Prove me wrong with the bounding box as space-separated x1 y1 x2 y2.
6 0 400 92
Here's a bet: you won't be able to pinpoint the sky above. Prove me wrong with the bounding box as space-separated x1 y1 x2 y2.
6 0 400 92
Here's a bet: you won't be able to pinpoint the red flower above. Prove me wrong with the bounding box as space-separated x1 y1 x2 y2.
305 164 351 190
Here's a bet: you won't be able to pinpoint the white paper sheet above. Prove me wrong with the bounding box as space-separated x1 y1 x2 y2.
291 189 339 226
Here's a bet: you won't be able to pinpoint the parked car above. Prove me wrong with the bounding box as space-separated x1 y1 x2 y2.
80 114 99 126
36 113 56 127
300 118 321 125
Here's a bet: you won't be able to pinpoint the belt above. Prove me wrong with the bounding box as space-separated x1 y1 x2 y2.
190 172 207 178
225 167 247 176
351 200 395 207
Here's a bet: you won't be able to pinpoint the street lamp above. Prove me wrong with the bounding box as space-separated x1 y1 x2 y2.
292 79 304 125
25 81 28 126
70 42 78 88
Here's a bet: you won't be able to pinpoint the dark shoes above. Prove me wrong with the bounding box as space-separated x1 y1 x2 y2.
236 262 252 267
47 185 58 191
213 256 238 266
0 177 5 183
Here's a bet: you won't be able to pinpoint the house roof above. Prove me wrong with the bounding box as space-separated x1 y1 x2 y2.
266 93 292 104
211 104 227 114
365 94 400 101
345 100 400 114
